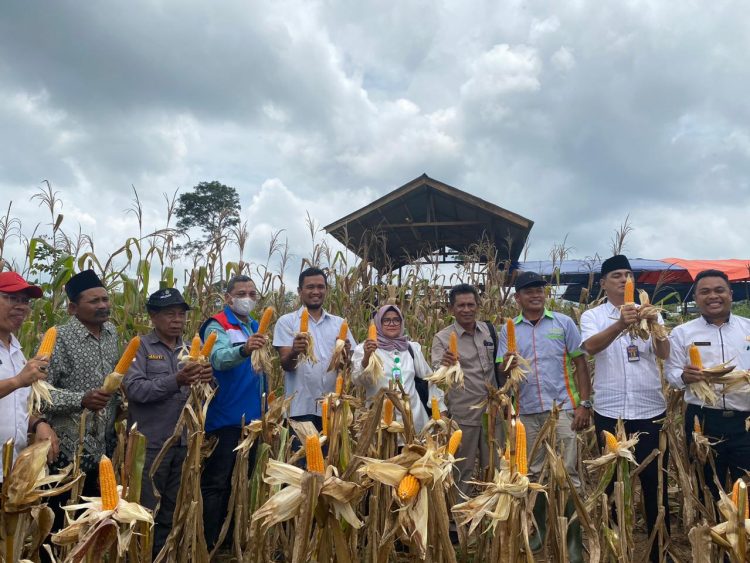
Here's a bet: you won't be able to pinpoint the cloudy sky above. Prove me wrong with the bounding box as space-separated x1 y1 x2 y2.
2 1 749 279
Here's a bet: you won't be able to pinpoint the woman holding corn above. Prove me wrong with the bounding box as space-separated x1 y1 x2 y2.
352 304 444 432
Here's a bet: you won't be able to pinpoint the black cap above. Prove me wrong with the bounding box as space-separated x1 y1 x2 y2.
146 288 190 311
601 255 632 277
65 269 105 301
515 271 547 291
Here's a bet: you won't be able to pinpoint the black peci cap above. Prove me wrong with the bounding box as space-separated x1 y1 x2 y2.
146 287 191 311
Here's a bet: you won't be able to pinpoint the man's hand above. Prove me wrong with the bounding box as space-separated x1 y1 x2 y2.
344 339 352 356
571 406 591 431
15 358 49 388
440 350 458 367
81 389 112 411
242 334 268 356
291 334 309 354
681 364 705 385
501 353 518 371
34 422 59 463
618 304 639 328
176 362 203 386
196 364 214 384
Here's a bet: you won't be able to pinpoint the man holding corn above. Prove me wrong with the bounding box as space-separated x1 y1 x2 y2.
580 254 671 563
0 271 59 477
665 269 750 498
124 288 212 556
498 271 591 562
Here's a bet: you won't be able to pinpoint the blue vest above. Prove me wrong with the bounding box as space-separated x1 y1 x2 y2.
199 306 265 432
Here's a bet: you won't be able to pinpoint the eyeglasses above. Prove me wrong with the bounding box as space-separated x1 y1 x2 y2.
382 318 402 326
0 293 32 306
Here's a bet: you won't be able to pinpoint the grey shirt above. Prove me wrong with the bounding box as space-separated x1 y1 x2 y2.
123 331 191 449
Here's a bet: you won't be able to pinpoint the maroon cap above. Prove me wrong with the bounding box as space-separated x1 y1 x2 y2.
0 271 43 298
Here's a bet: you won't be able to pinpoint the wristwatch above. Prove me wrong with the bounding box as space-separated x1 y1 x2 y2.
579 400 593 409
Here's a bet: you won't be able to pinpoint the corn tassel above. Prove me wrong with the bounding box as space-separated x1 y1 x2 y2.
515 419 528 475
367 321 377 341
257 306 275 335
449 332 458 356
506 319 516 354
189 334 201 360
114 336 141 375
335 375 344 395
383 399 394 426
603 430 619 453
337 320 349 341
201 331 218 357
448 429 462 456
624 275 635 304
99 455 119 511
732 479 750 519
431 397 440 421
35 327 57 359
300 308 309 333
322 401 329 436
305 434 325 473
688 344 703 370
397 474 420 501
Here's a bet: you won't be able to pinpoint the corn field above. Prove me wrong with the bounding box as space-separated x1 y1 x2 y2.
1 186 749 562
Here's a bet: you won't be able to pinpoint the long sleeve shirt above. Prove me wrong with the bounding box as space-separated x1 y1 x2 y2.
123 331 191 449
0 334 30 476
44 316 120 472
665 314 750 412
351 341 445 432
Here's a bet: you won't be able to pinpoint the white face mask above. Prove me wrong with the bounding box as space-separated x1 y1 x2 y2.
231 297 256 317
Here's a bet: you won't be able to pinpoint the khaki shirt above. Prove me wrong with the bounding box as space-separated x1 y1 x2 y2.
431 321 497 425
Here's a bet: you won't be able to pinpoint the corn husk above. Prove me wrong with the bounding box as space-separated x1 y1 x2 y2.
251 341 274 375
425 360 464 389
326 337 348 372
360 351 384 385
295 331 317 367
27 380 55 417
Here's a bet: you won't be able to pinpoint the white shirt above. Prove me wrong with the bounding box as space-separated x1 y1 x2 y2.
665 314 750 411
273 307 355 417
351 341 446 432
580 301 666 419
0 334 30 477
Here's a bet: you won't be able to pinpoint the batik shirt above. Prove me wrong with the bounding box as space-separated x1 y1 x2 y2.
45 316 120 472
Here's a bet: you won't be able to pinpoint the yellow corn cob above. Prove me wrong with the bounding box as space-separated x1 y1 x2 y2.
114 336 141 375
267 390 276 404
201 331 218 357
693 416 702 434
257 307 275 335
35 327 57 359
449 332 458 356
731 479 750 519
337 320 348 341
515 419 528 475
189 334 201 360
506 319 516 354
335 375 344 395
383 399 394 425
321 401 329 436
300 308 309 332
688 344 703 370
368 321 377 341
397 474 420 501
624 275 635 304
448 429 462 456
99 455 119 511
431 397 440 421
603 430 619 453
305 434 325 473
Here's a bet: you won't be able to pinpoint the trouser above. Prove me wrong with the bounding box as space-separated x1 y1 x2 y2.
521 409 582 491
453 420 503 497
594 411 671 562
142 445 186 557
685 403 750 498
201 426 257 550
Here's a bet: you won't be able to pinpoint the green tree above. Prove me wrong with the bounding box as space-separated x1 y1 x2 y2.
175 181 241 278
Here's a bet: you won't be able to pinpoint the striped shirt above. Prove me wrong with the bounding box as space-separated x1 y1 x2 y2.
497 310 584 414
665 314 750 411
580 301 666 420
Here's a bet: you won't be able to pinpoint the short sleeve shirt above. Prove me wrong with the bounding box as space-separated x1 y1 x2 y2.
0 334 30 476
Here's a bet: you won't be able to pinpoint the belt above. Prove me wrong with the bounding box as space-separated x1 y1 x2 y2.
688 404 750 419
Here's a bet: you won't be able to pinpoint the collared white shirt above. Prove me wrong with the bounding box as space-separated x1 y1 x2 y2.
273 307 355 417
580 301 666 420
0 334 30 476
665 314 750 411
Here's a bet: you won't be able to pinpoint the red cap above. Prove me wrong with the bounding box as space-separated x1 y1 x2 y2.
0 271 43 298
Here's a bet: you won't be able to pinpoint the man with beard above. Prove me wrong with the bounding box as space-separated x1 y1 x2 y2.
46 270 119 500
666 269 750 497
0 272 59 477
124 288 212 556
273 267 354 431
199 275 268 549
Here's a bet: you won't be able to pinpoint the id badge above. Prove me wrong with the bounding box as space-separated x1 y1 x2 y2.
626 344 640 362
